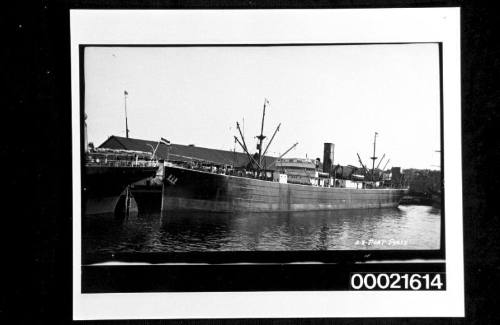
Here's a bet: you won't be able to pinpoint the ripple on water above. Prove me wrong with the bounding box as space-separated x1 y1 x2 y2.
82 205 441 256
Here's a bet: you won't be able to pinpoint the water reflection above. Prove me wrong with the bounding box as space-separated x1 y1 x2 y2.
82 205 441 256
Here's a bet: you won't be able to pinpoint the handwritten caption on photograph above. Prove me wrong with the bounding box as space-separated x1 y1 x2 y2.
354 239 408 247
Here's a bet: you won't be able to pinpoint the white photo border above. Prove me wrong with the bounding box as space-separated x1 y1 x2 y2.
71 8 463 319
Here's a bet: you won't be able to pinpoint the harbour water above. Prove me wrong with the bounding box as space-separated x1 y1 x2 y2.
82 205 441 258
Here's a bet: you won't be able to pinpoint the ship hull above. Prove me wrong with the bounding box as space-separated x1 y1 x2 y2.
84 166 158 216
162 166 407 212
130 184 163 213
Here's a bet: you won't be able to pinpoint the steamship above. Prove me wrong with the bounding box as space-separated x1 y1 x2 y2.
84 149 158 216
82 114 158 216
161 101 407 213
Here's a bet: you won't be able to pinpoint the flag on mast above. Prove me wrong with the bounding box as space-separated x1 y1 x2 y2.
160 137 171 146
124 90 128 95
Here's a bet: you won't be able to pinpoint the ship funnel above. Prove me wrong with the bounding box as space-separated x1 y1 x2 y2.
391 167 401 186
323 143 335 174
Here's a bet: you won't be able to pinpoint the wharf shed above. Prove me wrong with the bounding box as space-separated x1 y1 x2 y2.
98 135 279 170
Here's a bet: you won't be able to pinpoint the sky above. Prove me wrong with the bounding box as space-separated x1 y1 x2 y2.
84 44 441 170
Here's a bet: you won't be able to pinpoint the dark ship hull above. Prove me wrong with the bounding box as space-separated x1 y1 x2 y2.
129 183 163 213
162 165 407 212
83 165 158 216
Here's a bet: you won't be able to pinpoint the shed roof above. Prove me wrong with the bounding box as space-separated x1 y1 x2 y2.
98 135 279 169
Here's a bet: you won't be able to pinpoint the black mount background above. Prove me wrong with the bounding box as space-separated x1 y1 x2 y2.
7 0 499 324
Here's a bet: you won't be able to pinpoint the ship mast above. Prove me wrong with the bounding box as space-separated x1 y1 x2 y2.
370 132 378 182
234 98 283 171
124 90 130 138
256 98 268 166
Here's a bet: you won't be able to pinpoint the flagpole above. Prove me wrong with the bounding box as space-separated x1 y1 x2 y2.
158 138 171 162
124 90 129 138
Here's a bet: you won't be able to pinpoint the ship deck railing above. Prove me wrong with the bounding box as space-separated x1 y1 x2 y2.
85 158 159 168
85 151 159 168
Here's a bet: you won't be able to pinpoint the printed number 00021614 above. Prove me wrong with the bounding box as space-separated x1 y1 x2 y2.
349 273 445 290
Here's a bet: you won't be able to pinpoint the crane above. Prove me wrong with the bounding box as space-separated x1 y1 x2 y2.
357 153 369 175
370 132 378 181
375 153 386 179
234 136 262 170
268 142 299 168
261 123 281 166
375 153 386 170
379 159 391 181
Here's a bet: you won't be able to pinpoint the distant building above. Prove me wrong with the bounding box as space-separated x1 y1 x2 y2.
402 168 441 196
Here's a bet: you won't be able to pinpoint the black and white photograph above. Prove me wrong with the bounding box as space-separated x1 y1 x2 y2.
71 9 463 319
83 44 441 254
